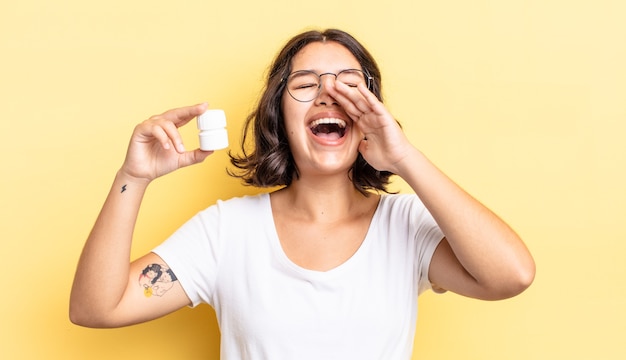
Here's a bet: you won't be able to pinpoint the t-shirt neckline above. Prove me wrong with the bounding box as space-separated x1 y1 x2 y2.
261 192 384 279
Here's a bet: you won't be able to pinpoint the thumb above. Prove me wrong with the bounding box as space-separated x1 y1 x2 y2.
180 149 214 168
359 136 368 153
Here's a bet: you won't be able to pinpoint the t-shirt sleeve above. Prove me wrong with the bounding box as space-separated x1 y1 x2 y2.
152 203 223 307
404 195 445 295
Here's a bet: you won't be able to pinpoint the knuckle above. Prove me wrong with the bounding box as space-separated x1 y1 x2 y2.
147 115 162 124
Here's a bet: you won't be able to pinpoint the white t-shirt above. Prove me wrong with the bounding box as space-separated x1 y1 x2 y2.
153 193 444 359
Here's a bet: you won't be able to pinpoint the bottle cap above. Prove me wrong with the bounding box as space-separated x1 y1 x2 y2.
197 109 226 130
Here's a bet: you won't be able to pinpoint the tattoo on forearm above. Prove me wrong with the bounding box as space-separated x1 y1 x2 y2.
121 184 127 193
138 264 178 298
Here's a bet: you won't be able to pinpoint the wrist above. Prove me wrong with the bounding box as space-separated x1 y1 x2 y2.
115 169 151 192
391 146 424 178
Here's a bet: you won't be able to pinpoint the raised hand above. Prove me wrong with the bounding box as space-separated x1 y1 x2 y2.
331 81 414 174
120 103 213 183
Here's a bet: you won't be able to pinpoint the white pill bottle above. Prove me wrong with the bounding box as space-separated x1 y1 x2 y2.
197 109 228 151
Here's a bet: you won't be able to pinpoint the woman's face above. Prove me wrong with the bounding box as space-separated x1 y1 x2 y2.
281 41 365 178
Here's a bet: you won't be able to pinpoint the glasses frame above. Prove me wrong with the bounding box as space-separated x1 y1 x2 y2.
282 68 373 103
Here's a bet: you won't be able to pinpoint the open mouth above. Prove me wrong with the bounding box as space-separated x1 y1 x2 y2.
310 118 347 140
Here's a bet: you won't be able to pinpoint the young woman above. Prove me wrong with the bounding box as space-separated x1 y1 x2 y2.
70 29 535 359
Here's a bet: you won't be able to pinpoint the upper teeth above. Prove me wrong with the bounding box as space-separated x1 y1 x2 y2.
310 118 346 128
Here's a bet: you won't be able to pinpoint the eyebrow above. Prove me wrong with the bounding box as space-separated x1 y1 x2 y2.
290 67 363 74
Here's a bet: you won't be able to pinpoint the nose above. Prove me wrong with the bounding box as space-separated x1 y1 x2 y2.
316 73 339 105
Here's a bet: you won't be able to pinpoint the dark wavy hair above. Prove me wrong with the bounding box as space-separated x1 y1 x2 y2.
229 29 394 194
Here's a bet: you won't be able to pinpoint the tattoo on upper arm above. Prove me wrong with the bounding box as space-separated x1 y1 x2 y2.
138 263 178 298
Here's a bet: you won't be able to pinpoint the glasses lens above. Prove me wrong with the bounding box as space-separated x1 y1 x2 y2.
337 69 368 88
287 71 320 102
285 69 370 102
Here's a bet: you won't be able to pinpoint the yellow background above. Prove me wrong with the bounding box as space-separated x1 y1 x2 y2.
1 0 624 359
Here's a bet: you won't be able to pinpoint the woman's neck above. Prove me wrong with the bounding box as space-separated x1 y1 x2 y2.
273 173 375 222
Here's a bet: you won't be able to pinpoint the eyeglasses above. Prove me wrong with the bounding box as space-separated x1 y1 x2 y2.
283 69 373 102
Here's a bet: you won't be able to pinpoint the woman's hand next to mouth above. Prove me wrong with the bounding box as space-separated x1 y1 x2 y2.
330 81 416 176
